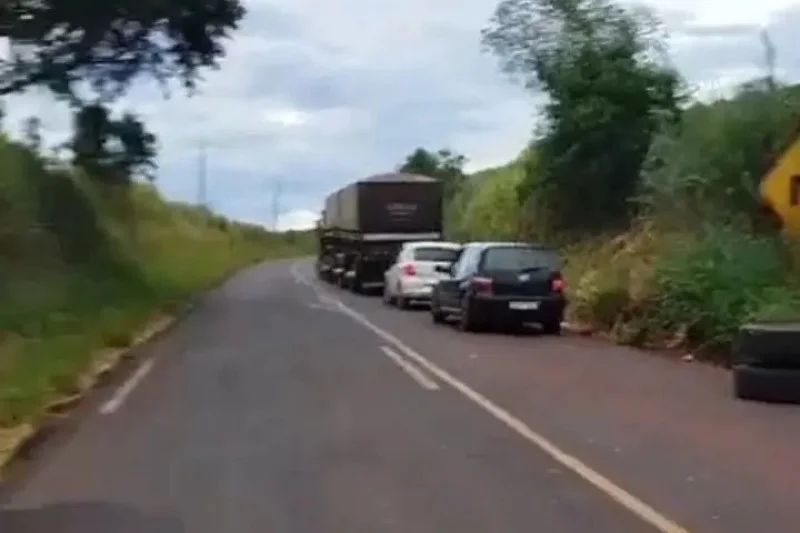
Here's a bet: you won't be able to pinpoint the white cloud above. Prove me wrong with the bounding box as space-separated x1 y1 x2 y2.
0 38 9 62
263 107 308 127
276 208 319 231
3 0 800 226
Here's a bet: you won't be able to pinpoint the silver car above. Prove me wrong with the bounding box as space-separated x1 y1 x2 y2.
382 241 462 309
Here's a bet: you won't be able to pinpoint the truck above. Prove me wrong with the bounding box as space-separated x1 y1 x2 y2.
315 172 444 293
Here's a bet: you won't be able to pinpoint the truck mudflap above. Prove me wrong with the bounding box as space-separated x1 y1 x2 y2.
344 269 384 293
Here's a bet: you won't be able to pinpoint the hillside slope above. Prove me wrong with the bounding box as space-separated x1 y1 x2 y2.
0 136 311 426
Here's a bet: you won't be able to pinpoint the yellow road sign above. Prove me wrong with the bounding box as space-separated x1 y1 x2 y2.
760 135 800 236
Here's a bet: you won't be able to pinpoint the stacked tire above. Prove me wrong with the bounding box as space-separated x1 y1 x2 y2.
734 323 800 404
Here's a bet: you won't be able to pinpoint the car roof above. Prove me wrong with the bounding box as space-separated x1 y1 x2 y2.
403 240 461 249
361 172 437 183
463 241 554 250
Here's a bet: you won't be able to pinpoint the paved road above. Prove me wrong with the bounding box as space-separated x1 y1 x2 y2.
2 259 800 532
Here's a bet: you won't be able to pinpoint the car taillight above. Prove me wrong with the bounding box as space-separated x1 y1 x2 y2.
472 276 493 295
402 263 416 276
551 273 565 292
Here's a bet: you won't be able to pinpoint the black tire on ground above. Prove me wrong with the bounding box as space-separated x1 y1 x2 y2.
736 323 800 367
733 364 800 404
541 318 562 335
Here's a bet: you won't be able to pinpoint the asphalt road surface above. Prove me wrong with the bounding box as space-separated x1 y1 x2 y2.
2 259 800 533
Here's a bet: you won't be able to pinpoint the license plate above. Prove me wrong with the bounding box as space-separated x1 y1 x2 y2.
509 301 539 310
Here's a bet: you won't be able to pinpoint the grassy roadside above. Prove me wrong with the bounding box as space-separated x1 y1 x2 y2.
0 135 314 428
561 224 800 358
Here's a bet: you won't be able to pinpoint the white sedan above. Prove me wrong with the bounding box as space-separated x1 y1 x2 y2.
382 241 462 309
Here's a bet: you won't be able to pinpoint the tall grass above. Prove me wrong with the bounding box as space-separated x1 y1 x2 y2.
0 136 313 426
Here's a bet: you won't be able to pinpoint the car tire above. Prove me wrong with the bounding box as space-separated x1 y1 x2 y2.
458 296 479 332
431 303 445 324
382 283 395 305
395 283 410 310
430 291 445 324
350 277 362 294
541 318 562 335
733 364 800 404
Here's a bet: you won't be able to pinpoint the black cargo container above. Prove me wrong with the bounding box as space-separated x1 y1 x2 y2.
316 173 444 292
322 173 443 235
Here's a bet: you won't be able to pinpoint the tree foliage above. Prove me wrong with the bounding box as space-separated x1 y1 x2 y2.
69 104 158 182
398 147 468 199
0 0 245 102
482 0 683 235
639 81 800 228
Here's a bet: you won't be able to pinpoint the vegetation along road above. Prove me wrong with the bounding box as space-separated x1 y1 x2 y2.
3 0 800 530
1 259 800 533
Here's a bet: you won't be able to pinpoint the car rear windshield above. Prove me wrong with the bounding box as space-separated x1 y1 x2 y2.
413 247 460 262
481 246 560 272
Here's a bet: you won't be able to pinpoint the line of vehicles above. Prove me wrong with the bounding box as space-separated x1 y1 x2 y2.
315 172 567 334
313 172 800 405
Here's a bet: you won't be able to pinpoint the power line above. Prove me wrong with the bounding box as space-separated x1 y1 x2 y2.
271 180 283 231
197 141 207 207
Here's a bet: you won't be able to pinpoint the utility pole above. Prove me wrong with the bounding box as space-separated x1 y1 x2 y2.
197 141 207 208
271 180 282 231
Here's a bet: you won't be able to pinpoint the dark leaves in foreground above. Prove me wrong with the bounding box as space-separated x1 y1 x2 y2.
0 0 245 101
70 104 158 182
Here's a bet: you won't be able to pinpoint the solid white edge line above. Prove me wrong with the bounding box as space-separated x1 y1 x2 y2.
293 261 692 533
98 359 155 415
380 345 440 390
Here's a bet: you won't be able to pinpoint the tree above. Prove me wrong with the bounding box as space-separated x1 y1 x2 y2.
482 0 683 235
69 103 158 182
0 0 245 102
398 147 467 199
111 113 158 181
400 148 441 177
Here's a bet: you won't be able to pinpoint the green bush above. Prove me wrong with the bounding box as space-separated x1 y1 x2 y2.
648 228 800 350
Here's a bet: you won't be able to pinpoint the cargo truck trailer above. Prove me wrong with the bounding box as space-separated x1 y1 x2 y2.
316 172 444 293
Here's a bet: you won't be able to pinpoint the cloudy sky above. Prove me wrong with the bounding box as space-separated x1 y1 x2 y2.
3 0 800 230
